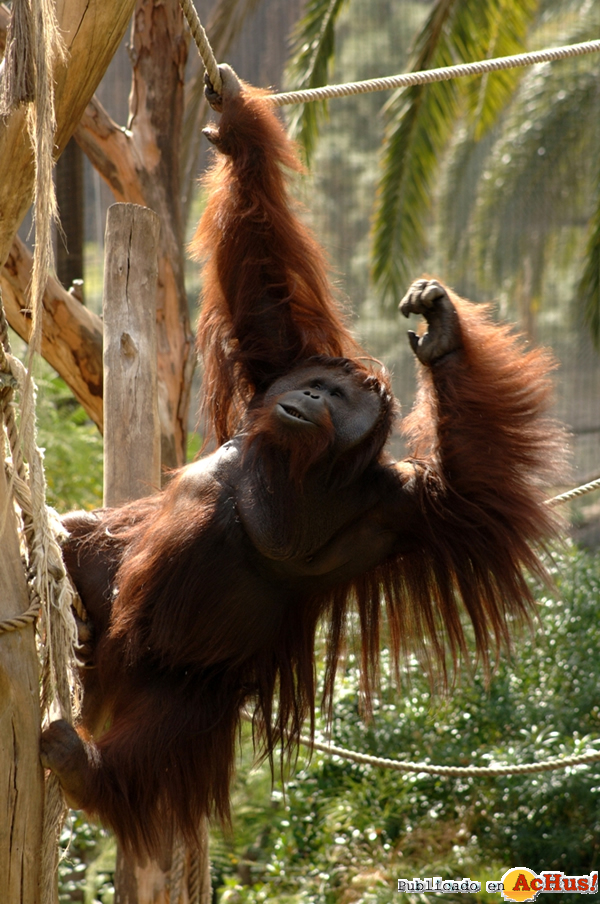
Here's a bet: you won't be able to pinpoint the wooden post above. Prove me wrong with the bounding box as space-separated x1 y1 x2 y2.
102 202 211 904
0 442 44 901
103 202 161 902
103 203 161 506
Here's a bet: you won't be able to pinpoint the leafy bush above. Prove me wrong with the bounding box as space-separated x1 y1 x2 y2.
58 812 115 904
211 546 600 903
34 362 103 512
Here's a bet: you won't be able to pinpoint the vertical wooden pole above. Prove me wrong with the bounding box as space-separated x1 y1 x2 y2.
103 203 161 508
0 443 43 902
102 203 211 904
102 202 163 902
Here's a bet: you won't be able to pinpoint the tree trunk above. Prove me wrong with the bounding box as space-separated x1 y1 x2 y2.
101 201 210 904
102 203 161 504
0 0 137 266
0 436 44 903
0 235 103 429
102 202 162 903
56 138 85 296
75 1 196 468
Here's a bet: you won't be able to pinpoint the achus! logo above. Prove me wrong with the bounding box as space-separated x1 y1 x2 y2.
499 868 598 901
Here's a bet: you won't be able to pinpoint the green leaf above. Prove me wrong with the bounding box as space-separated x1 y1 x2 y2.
372 0 537 303
457 0 538 138
285 0 351 163
371 0 460 301
473 56 600 290
34 364 103 511
579 173 600 348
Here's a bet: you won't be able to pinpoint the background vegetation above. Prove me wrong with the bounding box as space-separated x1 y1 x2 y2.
209 547 600 904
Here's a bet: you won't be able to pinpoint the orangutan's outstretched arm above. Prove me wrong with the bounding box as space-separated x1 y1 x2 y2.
376 279 565 667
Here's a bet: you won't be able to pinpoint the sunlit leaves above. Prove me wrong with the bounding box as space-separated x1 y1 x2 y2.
285 0 351 163
371 0 537 302
472 59 600 293
579 162 600 348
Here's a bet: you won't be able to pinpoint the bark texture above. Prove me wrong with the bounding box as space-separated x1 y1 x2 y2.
0 0 138 264
76 1 196 467
0 449 44 903
0 236 103 429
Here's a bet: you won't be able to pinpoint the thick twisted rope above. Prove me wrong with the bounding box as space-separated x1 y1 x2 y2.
0 598 41 634
241 711 600 777
179 0 221 94
270 39 600 106
179 1 600 109
169 836 187 904
299 734 600 777
168 831 207 903
548 476 600 507
187 845 203 904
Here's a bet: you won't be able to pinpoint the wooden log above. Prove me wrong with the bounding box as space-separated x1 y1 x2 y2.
0 0 137 266
102 203 161 506
75 0 196 470
103 201 162 902
0 440 44 902
0 235 103 430
102 202 211 904
2 0 195 468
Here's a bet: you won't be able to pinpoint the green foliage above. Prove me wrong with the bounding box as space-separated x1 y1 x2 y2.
294 0 600 350
212 546 600 902
434 0 600 344
35 361 103 512
372 0 537 302
470 19 600 295
579 158 600 348
58 812 115 904
286 0 352 163
372 0 459 302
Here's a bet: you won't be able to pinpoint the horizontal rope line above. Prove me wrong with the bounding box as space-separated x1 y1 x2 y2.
0 599 41 635
548 476 600 507
269 39 600 107
242 712 600 777
300 734 600 777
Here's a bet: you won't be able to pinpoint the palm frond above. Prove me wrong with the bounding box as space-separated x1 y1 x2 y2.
458 0 537 138
579 175 600 348
371 0 460 301
473 59 600 288
285 0 350 163
372 76 459 302
371 0 537 303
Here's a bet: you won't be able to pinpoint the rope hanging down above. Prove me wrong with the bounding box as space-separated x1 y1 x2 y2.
179 0 221 94
178 0 600 107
